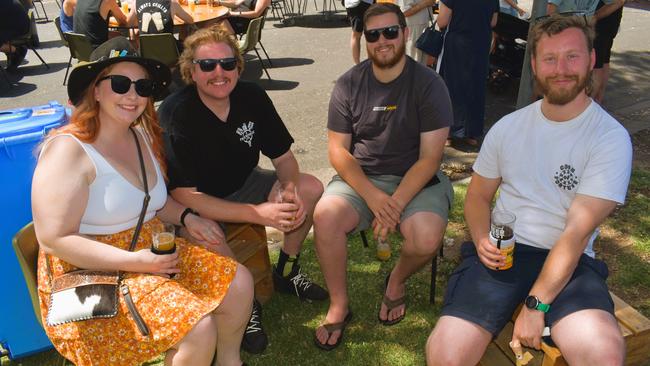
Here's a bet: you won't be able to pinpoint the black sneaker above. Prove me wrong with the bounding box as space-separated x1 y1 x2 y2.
273 265 329 302
241 299 268 354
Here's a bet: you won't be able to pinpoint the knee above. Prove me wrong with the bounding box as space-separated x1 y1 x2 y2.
426 333 462 366
190 314 218 346
402 233 442 257
231 264 254 301
299 174 324 204
313 200 341 230
586 333 625 366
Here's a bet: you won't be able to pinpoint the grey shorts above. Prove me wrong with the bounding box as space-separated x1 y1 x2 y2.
224 167 277 204
323 172 453 233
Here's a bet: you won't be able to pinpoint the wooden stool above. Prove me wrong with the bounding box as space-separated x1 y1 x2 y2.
479 292 650 366
224 223 274 304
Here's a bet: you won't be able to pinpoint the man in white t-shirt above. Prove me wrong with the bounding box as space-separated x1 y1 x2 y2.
426 14 631 366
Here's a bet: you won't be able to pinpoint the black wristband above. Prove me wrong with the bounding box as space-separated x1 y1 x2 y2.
180 208 198 227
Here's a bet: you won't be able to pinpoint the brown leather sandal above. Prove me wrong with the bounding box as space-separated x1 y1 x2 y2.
314 311 353 351
378 274 406 326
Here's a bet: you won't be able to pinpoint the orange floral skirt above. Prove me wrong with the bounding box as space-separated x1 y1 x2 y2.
37 218 238 366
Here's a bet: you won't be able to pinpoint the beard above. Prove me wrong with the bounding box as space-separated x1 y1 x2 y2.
536 70 591 105
368 41 406 69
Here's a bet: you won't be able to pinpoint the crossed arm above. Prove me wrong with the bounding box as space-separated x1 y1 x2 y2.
328 126 448 239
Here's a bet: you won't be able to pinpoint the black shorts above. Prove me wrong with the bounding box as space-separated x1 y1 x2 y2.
594 35 615 68
224 167 277 204
441 242 614 336
593 4 622 69
346 1 372 33
227 17 251 35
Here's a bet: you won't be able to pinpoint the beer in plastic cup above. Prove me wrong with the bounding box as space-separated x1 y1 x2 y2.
488 210 516 270
121 1 129 13
152 223 176 255
376 237 391 261
189 0 196 13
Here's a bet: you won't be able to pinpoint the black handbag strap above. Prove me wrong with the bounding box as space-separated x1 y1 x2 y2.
128 126 150 252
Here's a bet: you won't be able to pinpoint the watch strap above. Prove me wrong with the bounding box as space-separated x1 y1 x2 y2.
536 302 551 313
180 208 198 227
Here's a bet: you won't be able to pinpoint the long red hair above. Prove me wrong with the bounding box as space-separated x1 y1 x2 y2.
49 64 167 176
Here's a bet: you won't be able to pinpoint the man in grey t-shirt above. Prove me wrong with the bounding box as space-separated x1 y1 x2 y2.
312 2 453 351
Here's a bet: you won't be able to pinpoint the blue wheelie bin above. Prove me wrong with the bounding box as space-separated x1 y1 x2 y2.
0 102 68 359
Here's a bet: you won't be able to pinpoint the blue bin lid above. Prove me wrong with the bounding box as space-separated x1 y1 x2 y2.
0 101 67 139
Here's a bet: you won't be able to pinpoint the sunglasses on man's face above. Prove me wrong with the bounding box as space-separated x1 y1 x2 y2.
364 25 402 43
192 58 238 72
96 75 155 98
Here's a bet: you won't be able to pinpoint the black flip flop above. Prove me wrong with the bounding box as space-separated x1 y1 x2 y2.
378 274 406 326
314 311 353 351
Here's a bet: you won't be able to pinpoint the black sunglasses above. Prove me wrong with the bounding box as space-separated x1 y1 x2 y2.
96 75 155 98
192 58 238 72
364 25 402 43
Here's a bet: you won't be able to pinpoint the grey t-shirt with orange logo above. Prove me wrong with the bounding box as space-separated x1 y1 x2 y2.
328 57 452 176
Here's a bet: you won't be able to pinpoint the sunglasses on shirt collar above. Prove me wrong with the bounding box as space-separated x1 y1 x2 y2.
192 58 238 72
364 25 402 43
96 75 155 97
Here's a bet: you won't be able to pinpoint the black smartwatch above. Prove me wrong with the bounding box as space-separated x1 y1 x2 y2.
180 208 199 227
524 295 551 313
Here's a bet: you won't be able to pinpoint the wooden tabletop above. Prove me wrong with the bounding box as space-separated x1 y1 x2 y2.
109 4 228 28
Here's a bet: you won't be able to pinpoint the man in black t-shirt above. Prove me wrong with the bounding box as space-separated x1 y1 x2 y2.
313 3 453 351
158 27 328 355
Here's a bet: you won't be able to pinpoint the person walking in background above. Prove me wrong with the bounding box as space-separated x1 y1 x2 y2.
0 0 30 73
396 0 435 64
59 0 76 33
344 0 374 64
592 0 625 104
436 0 498 147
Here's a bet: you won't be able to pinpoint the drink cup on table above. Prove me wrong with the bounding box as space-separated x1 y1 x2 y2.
121 1 129 14
488 210 516 270
189 0 196 13
152 222 176 255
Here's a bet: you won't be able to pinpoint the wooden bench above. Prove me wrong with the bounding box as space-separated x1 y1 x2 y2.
224 223 274 304
479 293 650 366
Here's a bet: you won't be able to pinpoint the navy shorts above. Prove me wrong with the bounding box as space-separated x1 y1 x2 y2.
440 242 614 336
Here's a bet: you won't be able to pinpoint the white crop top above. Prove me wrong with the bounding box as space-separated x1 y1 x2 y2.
41 129 167 235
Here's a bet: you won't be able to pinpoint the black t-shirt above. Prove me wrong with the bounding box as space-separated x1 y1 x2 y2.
328 57 452 176
73 0 108 48
159 81 294 198
136 0 174 34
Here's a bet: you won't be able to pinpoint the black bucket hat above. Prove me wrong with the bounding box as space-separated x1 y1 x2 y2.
67 36 171 106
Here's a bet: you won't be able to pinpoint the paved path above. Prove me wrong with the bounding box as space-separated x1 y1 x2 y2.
1 0 648 184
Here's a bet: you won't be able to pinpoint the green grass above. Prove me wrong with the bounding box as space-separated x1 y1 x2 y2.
6 174 649 365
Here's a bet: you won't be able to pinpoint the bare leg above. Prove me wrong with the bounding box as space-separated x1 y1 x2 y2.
426 316 492 366
551 309 624 366
313 196 359 347
351 31 362 64
592 64 610 104
379 212 446 323
213 264 254 366
269 173 324 256
165 314 218 366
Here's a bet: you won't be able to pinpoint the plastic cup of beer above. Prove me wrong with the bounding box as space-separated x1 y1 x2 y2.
121 1 129 13
489 210 516 270
152 223 176 255
189 0 196 13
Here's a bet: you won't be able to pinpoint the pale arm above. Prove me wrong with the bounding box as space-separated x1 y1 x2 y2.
32 137 178 275
512 194 618 349
502 0 526 15
491 11 498 28
403 0 435 18
172 0 195 24
436 1 451 28
104 0 130 26
593 0 624 21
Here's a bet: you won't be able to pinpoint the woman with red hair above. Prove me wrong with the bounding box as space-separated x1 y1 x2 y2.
32 36 252 366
